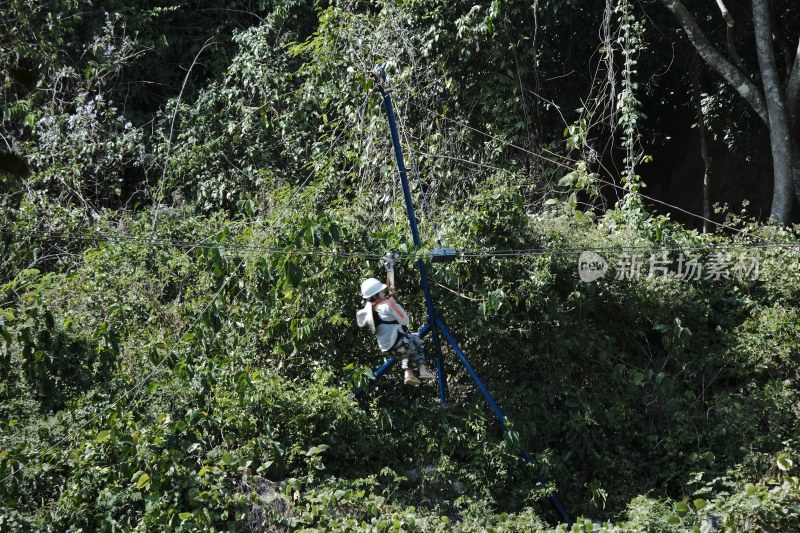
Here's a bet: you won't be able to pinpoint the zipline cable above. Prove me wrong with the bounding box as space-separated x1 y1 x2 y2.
0 98 354 487
0 254 247 487
3 227 798 260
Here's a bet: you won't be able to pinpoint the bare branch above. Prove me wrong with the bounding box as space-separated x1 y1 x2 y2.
659 0 768 125
714 0 734 24
714 0 747 74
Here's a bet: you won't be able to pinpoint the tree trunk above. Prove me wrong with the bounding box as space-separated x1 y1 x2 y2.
659 0 797 222
658 0 768 124
753 0 793 223
791 142 800 207
691 60 712 233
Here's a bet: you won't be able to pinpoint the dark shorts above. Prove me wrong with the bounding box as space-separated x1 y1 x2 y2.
389 332 425 369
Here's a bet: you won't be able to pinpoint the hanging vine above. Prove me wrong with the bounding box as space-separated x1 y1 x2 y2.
615 0 648 205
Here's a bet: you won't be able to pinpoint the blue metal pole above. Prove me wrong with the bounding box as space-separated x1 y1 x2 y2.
379 90 421 247
435 317 505 422
436 316 571 525
522 451 572 525
417 322 431 338
374 74 448 405
373 357 397 380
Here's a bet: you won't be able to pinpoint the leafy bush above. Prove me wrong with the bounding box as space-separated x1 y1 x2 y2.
2 0 800 530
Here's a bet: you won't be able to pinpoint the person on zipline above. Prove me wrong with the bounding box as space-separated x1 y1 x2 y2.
357 277 435 386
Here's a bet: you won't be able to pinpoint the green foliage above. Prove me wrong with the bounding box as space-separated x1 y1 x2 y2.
614 0 647 193
1 269 117 413
2 0 800 531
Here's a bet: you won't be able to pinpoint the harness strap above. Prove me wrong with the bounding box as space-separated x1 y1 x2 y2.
372 307 398 326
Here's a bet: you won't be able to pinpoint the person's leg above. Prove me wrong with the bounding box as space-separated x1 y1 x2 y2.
408 333 434 381
393 335 420 386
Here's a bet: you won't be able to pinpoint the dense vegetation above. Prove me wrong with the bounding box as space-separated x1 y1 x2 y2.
2 1 799 531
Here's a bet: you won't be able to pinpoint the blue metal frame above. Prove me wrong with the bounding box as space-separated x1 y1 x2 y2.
372 357 397 380
367 65 570 525
374 73 448 405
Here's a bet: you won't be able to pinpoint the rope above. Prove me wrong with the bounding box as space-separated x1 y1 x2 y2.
4 227 797 260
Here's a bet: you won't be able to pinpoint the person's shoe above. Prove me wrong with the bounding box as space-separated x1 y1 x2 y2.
417 364 435 381
404 368 421 386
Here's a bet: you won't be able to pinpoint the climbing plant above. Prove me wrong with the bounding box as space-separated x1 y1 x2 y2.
2 0 800 531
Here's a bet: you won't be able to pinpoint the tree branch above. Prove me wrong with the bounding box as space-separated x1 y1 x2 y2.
714 0 747 74
659 0 768 125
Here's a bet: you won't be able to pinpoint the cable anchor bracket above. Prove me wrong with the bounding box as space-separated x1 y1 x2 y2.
369 63 392 94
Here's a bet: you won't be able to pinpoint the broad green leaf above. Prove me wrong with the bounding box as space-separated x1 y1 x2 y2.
136 473 150 489
256 461 273 473
284 260 303 287
693 498 707 510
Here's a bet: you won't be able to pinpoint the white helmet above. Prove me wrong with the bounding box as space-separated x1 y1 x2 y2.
360 277 387 299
